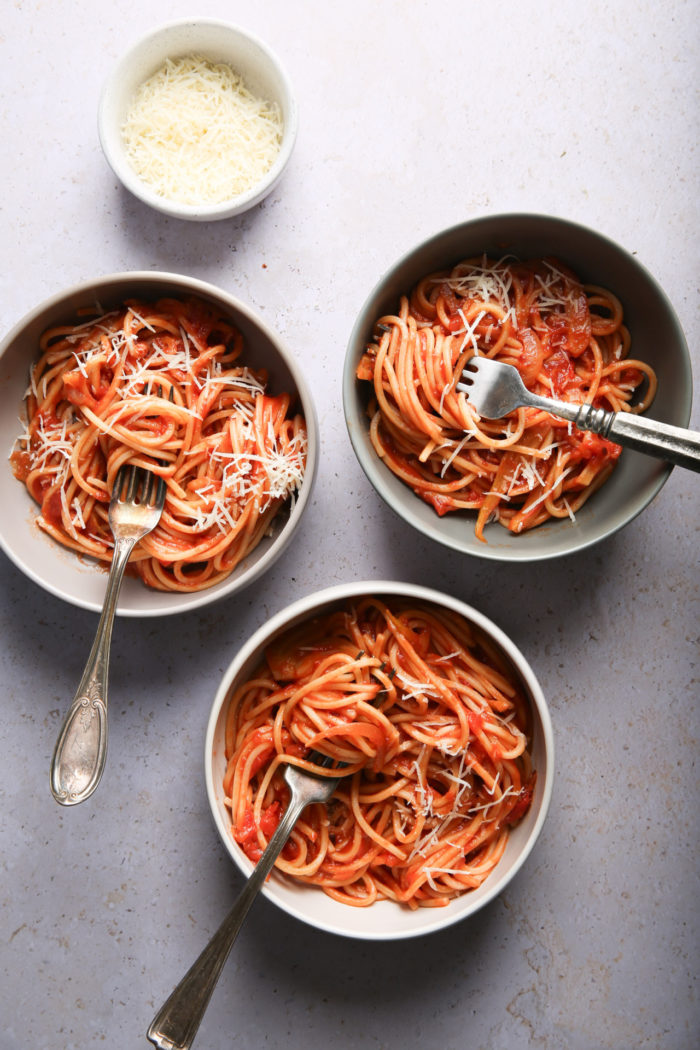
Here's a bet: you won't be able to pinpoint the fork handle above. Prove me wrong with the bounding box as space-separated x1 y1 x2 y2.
147 789 309 1050
50 534 136 806
574 403 700 473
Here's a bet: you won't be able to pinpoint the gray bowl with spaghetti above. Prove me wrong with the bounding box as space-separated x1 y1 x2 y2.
0 271 317 616
343 213 692 561
206 580 554 940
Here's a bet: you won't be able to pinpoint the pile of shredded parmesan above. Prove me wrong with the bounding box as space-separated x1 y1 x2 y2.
121 54 283 205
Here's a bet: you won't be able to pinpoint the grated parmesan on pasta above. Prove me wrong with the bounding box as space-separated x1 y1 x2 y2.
121 54 283 205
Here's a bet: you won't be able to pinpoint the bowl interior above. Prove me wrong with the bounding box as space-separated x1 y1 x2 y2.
206 581 554 940
343 213 692 561
0 272 317 616
98 19 297 218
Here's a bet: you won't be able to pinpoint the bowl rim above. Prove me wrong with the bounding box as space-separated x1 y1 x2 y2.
204 579 555 940
0 269 318 617
342 211 692 562
97 17 298 221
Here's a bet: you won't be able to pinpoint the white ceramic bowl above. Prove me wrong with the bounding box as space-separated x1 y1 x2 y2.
98 19 298 221
0 271 318 616
343 213 692 561
206 581 554 940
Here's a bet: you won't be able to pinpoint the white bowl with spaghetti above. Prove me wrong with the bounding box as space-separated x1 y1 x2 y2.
98 19 297 221
343 213 692 561
206 580 554 940
0 271 317 616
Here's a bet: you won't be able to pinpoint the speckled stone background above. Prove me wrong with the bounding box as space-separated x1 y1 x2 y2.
1 2 698 1049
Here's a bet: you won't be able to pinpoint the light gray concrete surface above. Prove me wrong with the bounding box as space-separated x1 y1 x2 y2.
1 2 698 1048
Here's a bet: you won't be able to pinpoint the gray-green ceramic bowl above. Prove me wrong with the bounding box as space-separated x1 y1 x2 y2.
343 213 691 561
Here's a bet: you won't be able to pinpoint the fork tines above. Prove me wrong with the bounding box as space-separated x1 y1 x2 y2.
113 464 166 508
455 360 477 394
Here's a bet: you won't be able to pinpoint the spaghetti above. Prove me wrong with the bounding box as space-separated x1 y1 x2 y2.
11 296 306 592
223 597 536 908
357 256 657 540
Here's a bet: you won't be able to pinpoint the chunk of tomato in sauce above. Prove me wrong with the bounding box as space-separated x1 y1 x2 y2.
518 328 544 386
234 801 282 863
575 430 622 463
41 488 64 528
419 490 458 516
543 348 584 397
504 773 537 825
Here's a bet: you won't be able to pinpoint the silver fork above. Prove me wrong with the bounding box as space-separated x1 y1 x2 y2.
50 464 166 806
147 758 342 1050
457 356 700 472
